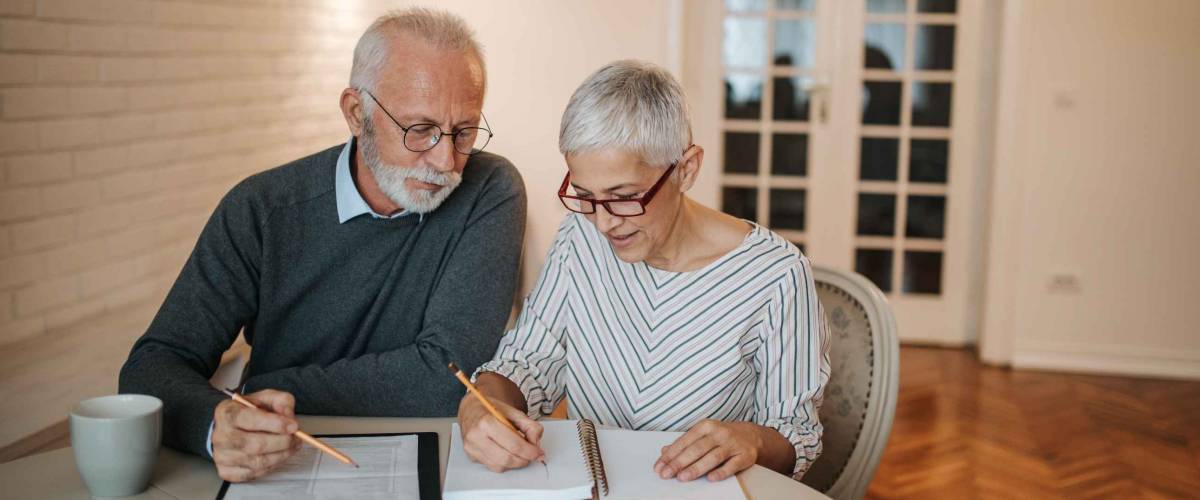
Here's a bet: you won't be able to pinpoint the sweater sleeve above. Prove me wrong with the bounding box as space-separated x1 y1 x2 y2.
240 163 527 418
473 217 576 419
118 181 262 458
754 255 831 479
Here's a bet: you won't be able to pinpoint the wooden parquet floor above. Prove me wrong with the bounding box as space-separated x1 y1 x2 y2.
866 347 1200 499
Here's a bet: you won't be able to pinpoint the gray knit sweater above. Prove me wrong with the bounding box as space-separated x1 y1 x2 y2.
118 144 527 457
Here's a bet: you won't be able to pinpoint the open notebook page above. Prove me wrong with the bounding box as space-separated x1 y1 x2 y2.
598 428 745 500
444 420 592 500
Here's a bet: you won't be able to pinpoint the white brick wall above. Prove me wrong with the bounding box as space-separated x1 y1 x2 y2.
0 0 386 348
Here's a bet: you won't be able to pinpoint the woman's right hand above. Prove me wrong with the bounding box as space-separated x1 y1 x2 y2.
458 393 546 473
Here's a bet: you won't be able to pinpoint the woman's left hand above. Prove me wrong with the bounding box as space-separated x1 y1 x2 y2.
654 420 762 482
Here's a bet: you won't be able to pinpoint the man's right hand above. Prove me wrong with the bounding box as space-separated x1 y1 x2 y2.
457 393 545 473
211 389 301 482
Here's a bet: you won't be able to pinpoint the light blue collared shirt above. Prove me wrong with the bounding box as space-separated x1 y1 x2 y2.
335 137 421 224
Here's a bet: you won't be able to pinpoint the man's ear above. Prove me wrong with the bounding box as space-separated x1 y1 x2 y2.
340 87 366 137
677 145 705 193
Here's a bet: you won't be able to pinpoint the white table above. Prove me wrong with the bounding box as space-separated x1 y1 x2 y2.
0 416 829 499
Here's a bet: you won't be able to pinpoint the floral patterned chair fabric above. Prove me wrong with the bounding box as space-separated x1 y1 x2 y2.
800 266 899 500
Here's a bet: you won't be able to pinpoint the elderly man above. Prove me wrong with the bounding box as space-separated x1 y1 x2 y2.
118 8 525 482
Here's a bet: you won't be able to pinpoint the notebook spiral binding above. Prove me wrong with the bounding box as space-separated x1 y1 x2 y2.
576 419 609 499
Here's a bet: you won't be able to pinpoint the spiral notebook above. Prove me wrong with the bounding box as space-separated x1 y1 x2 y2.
444 419 745 500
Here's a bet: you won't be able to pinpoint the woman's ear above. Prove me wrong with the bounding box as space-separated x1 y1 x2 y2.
677 145 705 193
340 88 365 137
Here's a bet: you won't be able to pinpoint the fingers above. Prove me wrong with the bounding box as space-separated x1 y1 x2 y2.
483 415 543 463
507 409 545 449
656 421 716 479
676 446 730 481
214 437 301 482
659 434 718 480
215 427 296 456
226 401 298 435
706 453 754 482
461 403 543 472
244 389 297 419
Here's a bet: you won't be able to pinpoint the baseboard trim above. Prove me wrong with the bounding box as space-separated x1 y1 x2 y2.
0 419 69 464
1013 341 1200 381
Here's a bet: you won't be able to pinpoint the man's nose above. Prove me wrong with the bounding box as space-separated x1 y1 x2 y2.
424 133 457 173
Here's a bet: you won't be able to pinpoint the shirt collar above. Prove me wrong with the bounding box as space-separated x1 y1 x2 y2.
335 137 420 224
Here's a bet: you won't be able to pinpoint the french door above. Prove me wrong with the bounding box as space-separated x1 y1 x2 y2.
686 0 989 344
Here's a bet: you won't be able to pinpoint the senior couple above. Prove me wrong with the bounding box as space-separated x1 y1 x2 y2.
119 8 829 485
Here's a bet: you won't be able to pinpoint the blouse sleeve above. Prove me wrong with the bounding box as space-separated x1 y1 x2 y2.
473 218 577 419
753 254 831 479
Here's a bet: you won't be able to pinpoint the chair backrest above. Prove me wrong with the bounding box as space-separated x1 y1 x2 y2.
800 265 899 500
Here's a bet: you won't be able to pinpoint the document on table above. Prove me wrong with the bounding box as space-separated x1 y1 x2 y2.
218 434 422 500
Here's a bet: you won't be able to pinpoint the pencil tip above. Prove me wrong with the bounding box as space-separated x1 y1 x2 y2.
447 362 459 373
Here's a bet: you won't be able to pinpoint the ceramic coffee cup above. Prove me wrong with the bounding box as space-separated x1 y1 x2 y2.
69 394 162 497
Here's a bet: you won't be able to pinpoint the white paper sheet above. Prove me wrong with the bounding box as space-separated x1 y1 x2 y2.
443 420 744 500
220 434 422 500
444 421 593 500
599 429 744 500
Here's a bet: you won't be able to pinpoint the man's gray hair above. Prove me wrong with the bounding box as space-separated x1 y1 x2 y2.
559 60 692 167
350 8 485 115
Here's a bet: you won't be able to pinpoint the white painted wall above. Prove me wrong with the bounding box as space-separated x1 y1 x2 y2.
421 0 682 295
980 0 1200 379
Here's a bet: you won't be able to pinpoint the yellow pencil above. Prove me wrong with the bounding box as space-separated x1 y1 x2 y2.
220 388 358 468
447 363 546 467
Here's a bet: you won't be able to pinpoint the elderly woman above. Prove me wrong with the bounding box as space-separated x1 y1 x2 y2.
457 60 829 482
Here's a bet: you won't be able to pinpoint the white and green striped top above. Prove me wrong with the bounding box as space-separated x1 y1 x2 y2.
477 213 830 478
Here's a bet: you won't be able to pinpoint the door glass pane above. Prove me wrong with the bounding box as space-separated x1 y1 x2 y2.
722 187 759 221
725 74 763 119
903 251 942 294
917 0 957 13
862 81 902 125
915 25 955 70
771 133 808 176
857 193 896 236
860 137 899 180
909 139 948 183
856 249 893 292
724 17 767 68
773 76 810 121
865 23 905 70
775 0 815 11
906 195 945 238
912 81 952 126
774 19 815 69
726 0 767 12
770 189 806 230
723 133 760 174
867 0 906 14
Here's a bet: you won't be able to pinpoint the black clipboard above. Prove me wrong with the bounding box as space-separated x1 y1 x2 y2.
215 431 441 500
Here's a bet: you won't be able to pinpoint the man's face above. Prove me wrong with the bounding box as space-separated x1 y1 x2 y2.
358 36 485 213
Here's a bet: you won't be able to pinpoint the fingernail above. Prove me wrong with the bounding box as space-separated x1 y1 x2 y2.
286 423 297 433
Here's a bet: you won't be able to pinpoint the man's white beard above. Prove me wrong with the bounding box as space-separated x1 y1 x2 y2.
359 120 462 214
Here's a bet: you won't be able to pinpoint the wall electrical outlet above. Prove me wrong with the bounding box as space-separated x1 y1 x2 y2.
1047 273 1082 294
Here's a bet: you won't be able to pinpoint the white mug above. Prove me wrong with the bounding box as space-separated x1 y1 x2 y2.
69 394 162 497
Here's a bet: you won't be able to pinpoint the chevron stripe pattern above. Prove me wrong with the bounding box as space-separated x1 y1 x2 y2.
477 213 831 477
867 347 1200 499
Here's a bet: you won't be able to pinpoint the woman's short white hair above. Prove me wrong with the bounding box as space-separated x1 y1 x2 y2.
350 8 485 116
559 60 693 167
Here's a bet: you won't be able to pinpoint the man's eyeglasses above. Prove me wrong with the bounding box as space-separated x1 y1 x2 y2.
359 89 493 155
558 161 678 217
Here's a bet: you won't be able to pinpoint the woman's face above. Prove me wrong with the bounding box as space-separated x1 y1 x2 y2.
565 149 686 263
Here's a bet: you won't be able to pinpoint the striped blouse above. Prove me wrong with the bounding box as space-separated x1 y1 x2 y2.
476 213 830 478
